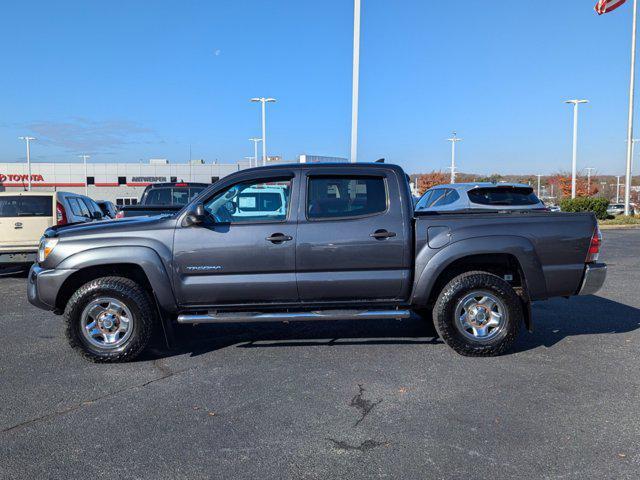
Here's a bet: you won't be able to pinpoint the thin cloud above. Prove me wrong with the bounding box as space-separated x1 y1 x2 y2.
25 117 159 153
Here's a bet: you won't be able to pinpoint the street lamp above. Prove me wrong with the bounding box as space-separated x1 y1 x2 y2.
250 97 276 165
447 132 462 183
78 154 90 195
564 99 589 199
616 175 623 203
18 136 36 191
350 0 361 163
585 167 596 196
249 137 262 168
536 174 543 198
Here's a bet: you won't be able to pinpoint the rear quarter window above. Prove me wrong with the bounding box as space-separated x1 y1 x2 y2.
467 187 540 206
0 196 52 217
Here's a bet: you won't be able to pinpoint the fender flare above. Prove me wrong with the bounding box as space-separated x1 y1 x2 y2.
411 235 547 306
56 246 177 313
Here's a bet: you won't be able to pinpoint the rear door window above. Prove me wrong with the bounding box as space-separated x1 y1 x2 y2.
68 197 90 217
415 191 434 210
468 187 540 206
0 196 52 217
432 189 460 207
307 176 387 220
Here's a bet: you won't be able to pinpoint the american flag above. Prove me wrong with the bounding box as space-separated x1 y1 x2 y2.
595 0 627 15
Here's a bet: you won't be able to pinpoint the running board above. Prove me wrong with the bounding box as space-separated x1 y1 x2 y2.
177 309 411 324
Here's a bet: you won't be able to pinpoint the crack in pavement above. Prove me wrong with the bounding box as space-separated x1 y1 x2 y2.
349 384 382 427
327 438 389 452
1 359 186 435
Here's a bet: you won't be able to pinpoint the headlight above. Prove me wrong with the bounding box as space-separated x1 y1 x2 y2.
37 237 59 264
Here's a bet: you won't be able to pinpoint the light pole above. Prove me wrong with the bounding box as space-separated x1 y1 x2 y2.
18 136 36 191
350 0 361 163
250 97 276 165
249 137 262 168
536 174 543 198
585 167 596 196
447 132 462 183
616 175 623 203
78 154 90 195
564 99 589 199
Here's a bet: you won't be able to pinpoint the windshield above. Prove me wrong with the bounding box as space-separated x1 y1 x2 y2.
0 196 52 217
467 187 541 206
143 187 205 206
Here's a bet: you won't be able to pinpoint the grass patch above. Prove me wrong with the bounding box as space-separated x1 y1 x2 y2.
600 215 640 226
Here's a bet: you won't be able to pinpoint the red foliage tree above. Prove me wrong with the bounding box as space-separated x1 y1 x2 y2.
416 171 448 195
549 174 598 198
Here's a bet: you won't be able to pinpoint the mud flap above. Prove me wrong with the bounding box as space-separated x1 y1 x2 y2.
522 298 533 333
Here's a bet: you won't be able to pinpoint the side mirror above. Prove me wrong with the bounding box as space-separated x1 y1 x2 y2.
183 203 207 226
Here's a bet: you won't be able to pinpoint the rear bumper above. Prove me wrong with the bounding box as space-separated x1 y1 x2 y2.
27 264 75 311
0 251 36 266
578 263 607 296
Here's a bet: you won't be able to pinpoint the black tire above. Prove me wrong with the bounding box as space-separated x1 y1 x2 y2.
64 276 157 363
433 271 522 357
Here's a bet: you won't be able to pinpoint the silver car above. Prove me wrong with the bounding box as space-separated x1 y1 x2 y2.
415 183 547 212
606 203 635 216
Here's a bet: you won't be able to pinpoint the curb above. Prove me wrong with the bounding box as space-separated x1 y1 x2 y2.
599 224 640 230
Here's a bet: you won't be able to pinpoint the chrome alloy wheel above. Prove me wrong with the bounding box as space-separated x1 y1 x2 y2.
454 290 507 342
80 297 134 349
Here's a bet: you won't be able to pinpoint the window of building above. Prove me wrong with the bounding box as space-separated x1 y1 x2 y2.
307 176 387 220
170 176 177 183
87 176 95 185
116 197 138 206
118 176 127 185
211 176 219 184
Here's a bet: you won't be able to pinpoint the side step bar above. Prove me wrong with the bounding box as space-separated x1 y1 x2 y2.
177 309 411 324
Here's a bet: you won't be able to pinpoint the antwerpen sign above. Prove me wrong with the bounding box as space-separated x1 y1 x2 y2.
0 174 45 183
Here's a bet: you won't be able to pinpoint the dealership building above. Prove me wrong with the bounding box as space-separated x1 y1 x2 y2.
0 159 252 205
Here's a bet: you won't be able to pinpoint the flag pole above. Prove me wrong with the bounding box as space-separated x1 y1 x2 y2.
624 0 638 216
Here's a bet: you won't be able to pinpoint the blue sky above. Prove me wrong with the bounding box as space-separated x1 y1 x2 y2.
0 0 638 175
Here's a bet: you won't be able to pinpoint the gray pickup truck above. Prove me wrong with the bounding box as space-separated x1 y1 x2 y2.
27 163 606 362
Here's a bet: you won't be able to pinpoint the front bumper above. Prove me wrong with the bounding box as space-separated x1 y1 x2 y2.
578 263 607 296
27 264 75 311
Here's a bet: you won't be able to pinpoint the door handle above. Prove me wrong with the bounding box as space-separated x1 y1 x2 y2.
370 229 396 239
266 233 293 244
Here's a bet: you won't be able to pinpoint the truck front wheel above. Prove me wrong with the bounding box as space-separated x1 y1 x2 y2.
433 271 522 356
64 276 157 362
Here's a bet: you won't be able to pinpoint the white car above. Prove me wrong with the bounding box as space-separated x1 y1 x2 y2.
606 203 635 216
233 186 289 219
0 191 104 268
415 183 547 212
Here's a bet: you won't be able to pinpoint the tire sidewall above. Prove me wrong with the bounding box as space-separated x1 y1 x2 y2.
434 272 522 356
65 277 154 362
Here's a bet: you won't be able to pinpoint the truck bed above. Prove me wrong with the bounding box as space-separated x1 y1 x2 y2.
413 210 597 302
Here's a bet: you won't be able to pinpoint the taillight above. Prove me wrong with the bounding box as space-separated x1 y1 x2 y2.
56 202 68 225
586 226 602 263
115 211 125 219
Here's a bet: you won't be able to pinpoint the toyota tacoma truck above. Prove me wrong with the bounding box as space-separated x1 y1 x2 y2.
27 163 607 362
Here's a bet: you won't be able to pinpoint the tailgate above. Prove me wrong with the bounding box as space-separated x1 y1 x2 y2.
0 195 54 251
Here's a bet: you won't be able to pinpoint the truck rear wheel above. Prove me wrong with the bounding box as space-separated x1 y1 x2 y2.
433 271 522 356
64 276 156 363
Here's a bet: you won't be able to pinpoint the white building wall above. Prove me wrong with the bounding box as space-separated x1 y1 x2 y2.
0 161 250 203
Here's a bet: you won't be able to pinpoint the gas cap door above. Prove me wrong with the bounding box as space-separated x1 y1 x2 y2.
427 226 451 249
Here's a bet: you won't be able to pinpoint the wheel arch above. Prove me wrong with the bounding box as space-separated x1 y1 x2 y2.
411 236 545 326
54 246 177 314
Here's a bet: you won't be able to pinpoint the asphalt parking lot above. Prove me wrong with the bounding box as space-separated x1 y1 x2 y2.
1 229 639 480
